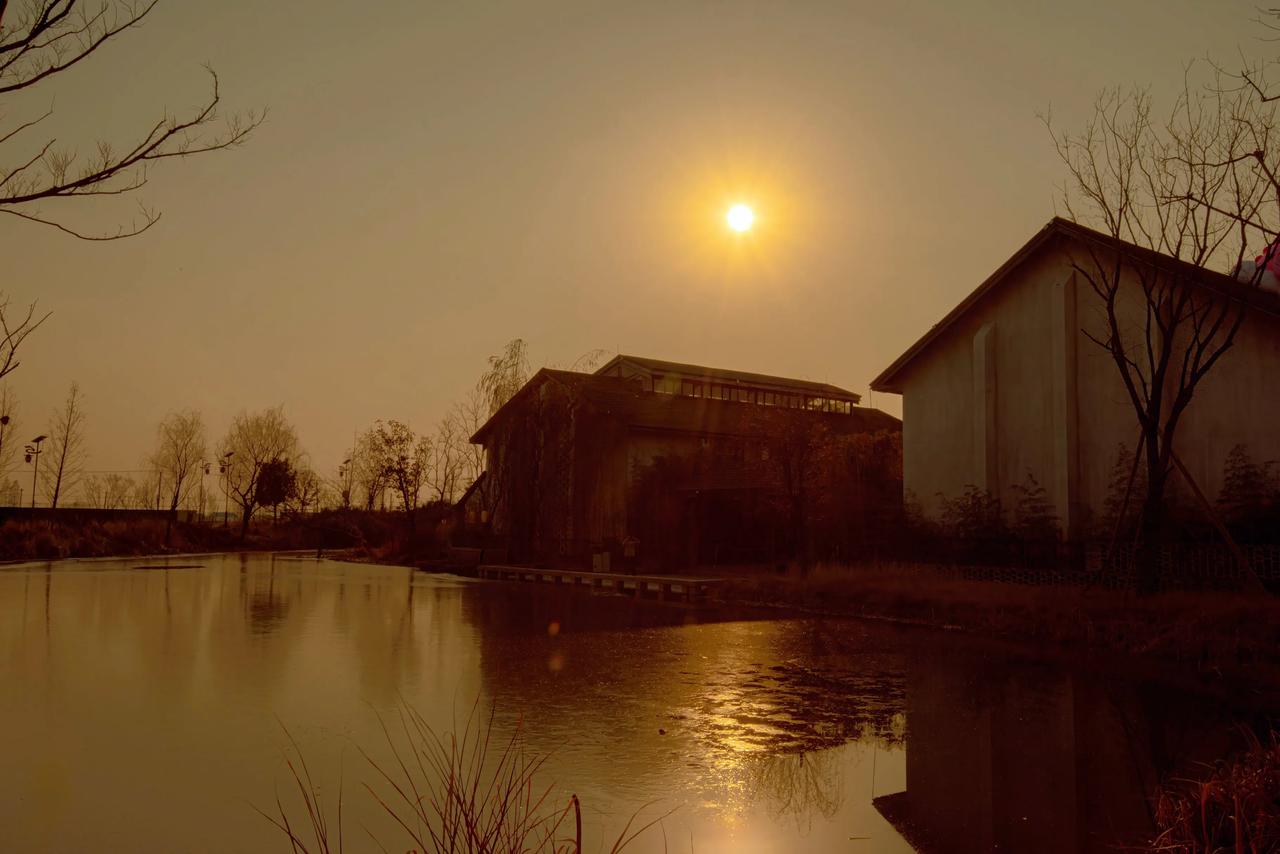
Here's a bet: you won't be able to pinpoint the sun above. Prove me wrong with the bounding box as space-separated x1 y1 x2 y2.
726 203 755 233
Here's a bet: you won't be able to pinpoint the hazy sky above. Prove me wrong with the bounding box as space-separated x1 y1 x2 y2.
0 0 1266 479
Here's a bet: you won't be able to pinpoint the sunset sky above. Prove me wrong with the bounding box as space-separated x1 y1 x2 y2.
0 0 1264 478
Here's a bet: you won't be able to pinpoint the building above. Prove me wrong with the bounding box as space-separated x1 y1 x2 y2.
871 218 1280 539
469 355 900 565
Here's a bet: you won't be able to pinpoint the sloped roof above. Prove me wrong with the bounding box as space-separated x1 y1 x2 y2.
598 354 861 402
870 217 1280 394
470 367 899 444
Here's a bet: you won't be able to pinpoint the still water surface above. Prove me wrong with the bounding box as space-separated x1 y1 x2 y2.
0 554 1269 853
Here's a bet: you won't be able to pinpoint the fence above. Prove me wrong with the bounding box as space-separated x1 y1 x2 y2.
886 544 1280 591
0 507 199 526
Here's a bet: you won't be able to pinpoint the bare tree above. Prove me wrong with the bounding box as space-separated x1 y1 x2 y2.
0 1 263 240
154 409 206 541
219 405 299 539
79 471 132 508
455 388 490 504
129 466 157 509
427 413 464 504
41 379 86 507
103 472 134 509
78 472 104 507
371 419 428 530
1047 79 1275 588
285 464 321 515
0 296 46 383
351 427 386 511
0 383 19 480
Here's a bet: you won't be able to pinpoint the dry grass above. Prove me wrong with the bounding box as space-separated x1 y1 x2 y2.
1150 730 1280 853
263 703 671 854
717 561 1280 678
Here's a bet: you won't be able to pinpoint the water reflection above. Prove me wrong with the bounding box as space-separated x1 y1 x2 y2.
0 554 1272 854
876 651 1268 853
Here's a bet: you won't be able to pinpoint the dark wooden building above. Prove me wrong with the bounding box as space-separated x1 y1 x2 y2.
468 355 901 566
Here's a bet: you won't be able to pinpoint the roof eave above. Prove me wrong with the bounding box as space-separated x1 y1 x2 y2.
870 219 1061 395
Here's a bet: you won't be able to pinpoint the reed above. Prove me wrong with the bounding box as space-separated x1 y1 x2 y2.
1150 730 1280 853
263 703 670 854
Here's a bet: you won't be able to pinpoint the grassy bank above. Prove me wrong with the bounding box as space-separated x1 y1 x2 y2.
0 509 447 564
715 562 1280 685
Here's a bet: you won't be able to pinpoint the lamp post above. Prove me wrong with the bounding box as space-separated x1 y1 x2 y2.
24 435 46 509
0 414 9 469
219 450 234 527
199 461 210 522
0 414 9 505
338 456 351 509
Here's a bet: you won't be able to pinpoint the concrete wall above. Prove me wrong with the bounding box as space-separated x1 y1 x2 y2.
899 248 1072 524
897 236 1280 535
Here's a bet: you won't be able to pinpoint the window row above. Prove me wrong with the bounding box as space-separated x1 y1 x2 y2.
653 377 853 414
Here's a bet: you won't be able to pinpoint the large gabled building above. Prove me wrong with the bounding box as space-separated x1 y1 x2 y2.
469 355 900 565
871 218 1280 539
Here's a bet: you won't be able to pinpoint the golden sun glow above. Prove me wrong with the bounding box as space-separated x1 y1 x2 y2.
726 203 755 232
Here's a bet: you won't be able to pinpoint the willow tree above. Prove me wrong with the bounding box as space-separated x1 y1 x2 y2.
478 339 530 416
1047 76 1277 588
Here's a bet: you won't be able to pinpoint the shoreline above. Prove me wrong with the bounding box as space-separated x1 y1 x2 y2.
403 555 1280 700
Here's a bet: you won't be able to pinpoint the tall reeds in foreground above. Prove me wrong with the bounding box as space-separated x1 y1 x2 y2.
1150 730 1280 853
262 703 670 853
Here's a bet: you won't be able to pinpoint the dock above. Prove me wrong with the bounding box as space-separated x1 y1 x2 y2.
475 564 724 602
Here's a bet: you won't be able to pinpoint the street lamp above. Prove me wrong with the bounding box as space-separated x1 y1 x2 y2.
24 434 46 509
219 450 234 527
199 460 211 521
338 456 352 509
0 414 9 506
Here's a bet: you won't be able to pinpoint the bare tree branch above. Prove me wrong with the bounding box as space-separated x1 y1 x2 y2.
0 2 262 240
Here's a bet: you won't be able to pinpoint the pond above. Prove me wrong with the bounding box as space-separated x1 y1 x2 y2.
0 553 1270 853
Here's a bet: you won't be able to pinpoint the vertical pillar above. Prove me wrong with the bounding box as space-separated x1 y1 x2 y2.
972 322 999 494
1051 274 1080 539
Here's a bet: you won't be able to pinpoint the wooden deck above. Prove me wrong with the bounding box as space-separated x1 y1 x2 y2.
475 564 724 602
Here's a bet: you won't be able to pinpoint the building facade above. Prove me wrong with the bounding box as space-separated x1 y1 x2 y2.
871 218 1280 539
470 355 900 565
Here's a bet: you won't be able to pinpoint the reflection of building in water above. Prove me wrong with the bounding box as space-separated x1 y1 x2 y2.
875 659 1244 853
